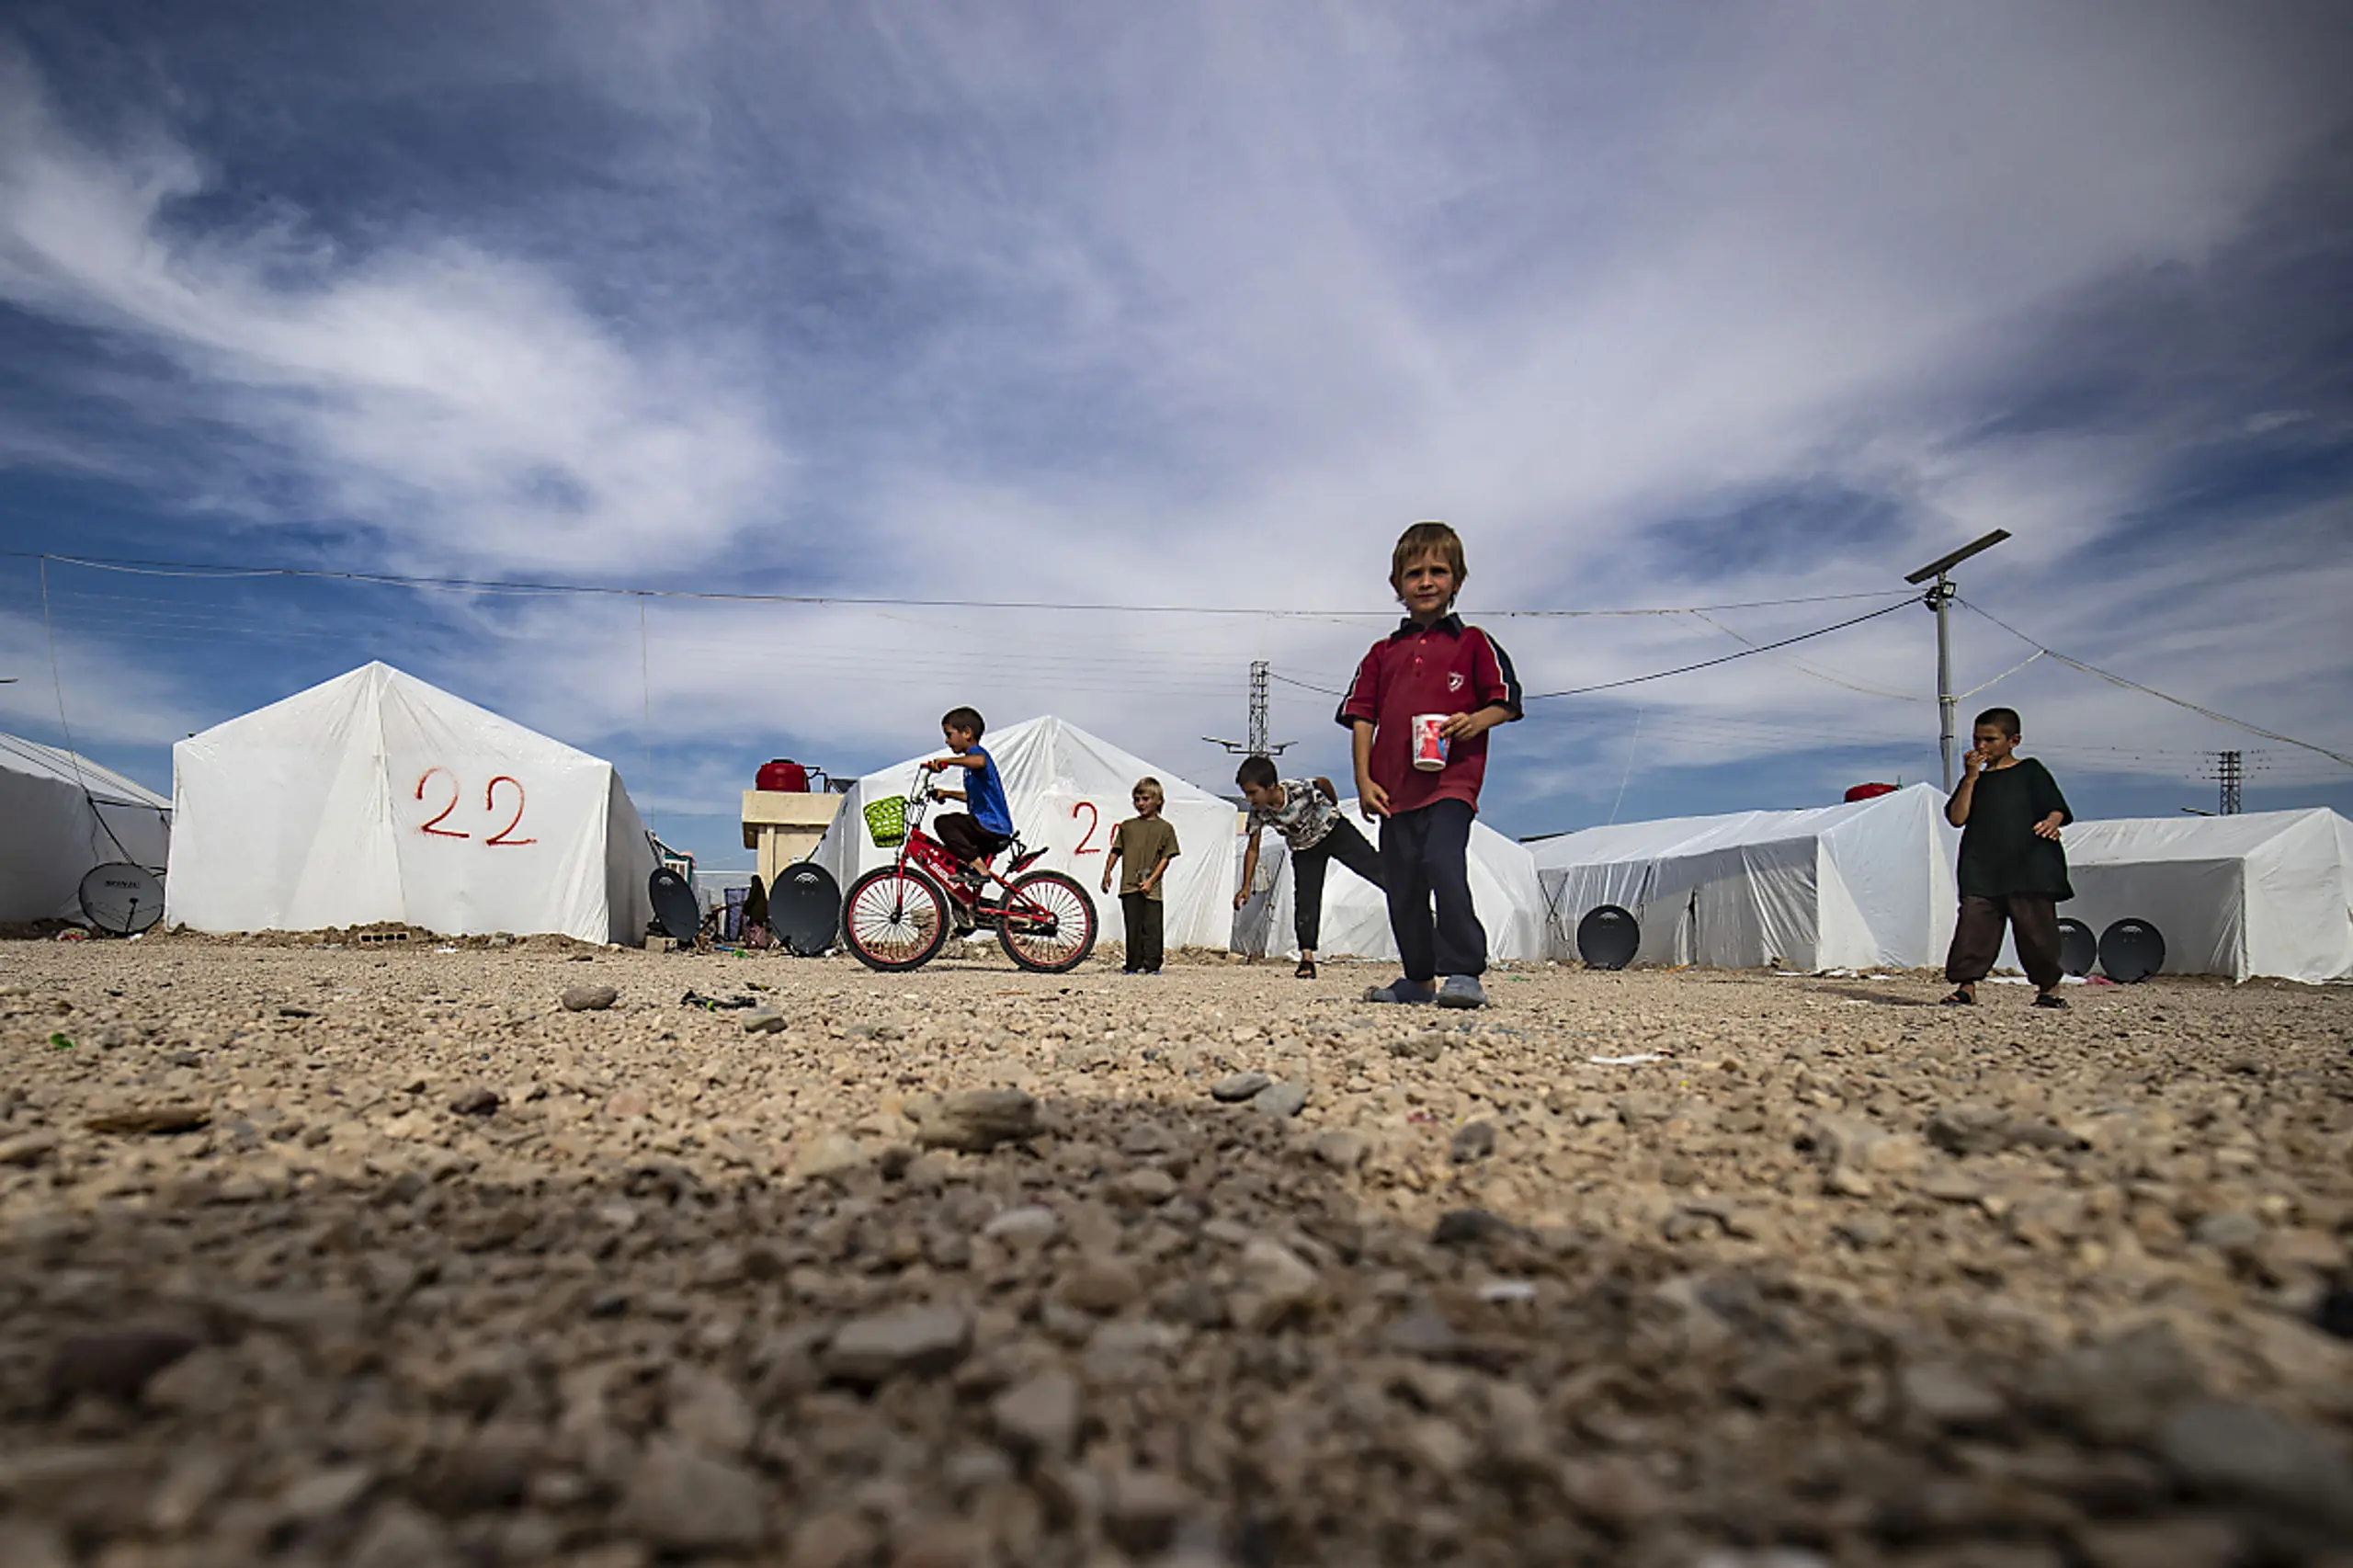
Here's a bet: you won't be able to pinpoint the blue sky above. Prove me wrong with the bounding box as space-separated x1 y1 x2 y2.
1 2 2348 871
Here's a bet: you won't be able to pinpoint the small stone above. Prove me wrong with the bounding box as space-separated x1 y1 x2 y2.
1233 1237 1320 1332
2189 1211 2264 1253
84 1103 210 1135
824 1303 972 1384
347 1501 457 1568
0 1130 60 1167
1900 1362 2007 1429
561 984 620 1012
668 1368 756 1455
981 1205 1063 1246
1211 1072 1270 1102
1390 1031 1447 1062
1432 1209 1519 1248
1056 1256 1144 1315
2155 1398 2353 1527
788 1511 880 1568
990 1368 1081 1458
50 1327 201 1405
1108 1167 1179 1206
424 1423 540 1511
1449 1120 1497 1164
1250 1080 1308 1118
1312 1130 1369 1170
1925 1102 2011 1156
790 1133 870 1180
742 1010 788 1034
279 1463 377 1524
616 1438 768 1553
910 1089 1040 1152
448 1085 500 1117
1101 1469 1190 1555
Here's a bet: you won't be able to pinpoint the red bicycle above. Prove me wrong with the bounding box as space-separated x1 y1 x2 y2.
841 767 1098 973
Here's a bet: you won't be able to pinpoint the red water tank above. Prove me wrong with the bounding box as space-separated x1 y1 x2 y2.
1844 782 1898 801
756 759 810 792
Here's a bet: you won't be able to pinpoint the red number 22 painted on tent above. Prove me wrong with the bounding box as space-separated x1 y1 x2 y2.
413 768 535 846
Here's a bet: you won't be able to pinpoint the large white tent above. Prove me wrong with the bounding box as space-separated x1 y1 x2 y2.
0 733 173 925
2061 808 2353 983
1232 801 1549 963
810 716 1238 951
166 663 657 943
1529 784 1958 971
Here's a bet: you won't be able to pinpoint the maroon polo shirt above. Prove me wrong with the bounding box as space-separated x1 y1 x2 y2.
1336 614 1523 814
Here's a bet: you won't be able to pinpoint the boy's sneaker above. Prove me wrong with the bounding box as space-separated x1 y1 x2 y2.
1363 977 1435 1006
1437 975 1488 1009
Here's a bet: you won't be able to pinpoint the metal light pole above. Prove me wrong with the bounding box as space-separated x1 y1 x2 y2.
1904 529 2010 790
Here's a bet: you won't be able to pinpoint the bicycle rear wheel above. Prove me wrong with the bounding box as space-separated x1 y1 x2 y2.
997 870 1097 973
843 867 951 971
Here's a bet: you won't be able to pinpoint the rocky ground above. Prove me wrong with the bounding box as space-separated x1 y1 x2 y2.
1 936 2348 1568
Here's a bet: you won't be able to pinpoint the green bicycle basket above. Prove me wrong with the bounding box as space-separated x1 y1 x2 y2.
863 795 908 848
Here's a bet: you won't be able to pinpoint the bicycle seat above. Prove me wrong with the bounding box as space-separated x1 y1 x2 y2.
1007 844 1046 874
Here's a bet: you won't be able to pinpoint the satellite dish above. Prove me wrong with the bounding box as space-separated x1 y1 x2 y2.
1575 904 1639 970
2056 917 2096 978
769 863 842 957
649 868 700 943
79 863 164 936
2097 918 2165 983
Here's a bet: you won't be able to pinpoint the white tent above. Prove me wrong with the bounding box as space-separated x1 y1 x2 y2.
810 716 1238 951
166 663 657 944
1529 784 1958 971
1233 801 1549 963
0 733 173 925
2060 808 2353 983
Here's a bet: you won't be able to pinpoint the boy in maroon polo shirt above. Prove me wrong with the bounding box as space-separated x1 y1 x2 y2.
1338 521 1523 1007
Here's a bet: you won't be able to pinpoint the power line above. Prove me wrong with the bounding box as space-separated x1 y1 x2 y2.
1958 600 2353 771
5 548 1915 620
1520 598 1917 700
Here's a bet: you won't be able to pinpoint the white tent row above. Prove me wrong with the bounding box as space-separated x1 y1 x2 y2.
167 663 658 944
810 716 1238 951
2063 808 2353 983
1529 784 1959 971
0 732 173 925
1230 801 1549 963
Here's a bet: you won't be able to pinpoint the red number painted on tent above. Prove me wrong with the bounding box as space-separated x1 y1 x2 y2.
483 776 536 846
415 767 470 838
1071 800 1101 855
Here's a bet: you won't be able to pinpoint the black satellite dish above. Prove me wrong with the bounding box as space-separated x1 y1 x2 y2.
2098 918 2165 983
2056 917 2096 978
1575 904 1639 970
649 868 700 943
78 863 164 936
769 863 842 957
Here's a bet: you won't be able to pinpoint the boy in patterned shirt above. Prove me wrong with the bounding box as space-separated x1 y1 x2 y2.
1233 756 1384 981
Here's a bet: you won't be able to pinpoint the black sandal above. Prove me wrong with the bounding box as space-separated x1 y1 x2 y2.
1939 989 1974 1006
2032 992 2067 1009
1295 959 1317 980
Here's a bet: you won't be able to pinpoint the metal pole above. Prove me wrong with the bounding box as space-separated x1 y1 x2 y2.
1933 574 1957 791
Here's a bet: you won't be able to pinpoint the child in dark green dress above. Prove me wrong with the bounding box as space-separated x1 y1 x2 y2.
1942 706 2073 1009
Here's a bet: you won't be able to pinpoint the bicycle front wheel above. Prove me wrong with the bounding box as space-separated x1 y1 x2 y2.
997 871 1097 973
843 867 951 971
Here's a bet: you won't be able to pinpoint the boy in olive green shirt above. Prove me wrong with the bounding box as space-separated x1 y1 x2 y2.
1102 777 1179 974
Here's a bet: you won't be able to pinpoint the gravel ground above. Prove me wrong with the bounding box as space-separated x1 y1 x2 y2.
2 937 2349 1568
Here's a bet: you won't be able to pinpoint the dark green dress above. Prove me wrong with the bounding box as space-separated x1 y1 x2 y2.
1957 758 2073 901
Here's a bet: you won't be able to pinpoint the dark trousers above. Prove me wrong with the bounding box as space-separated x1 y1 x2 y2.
1120 892 1165 971
1290 817 1385 952
935 812 1012 866
1380 798 1486 983
1947 894 2063 991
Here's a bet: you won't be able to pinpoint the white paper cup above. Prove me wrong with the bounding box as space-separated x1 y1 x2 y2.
1412 714 1449 771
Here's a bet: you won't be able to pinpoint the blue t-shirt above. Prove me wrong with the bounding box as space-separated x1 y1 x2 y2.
963 745 1015 837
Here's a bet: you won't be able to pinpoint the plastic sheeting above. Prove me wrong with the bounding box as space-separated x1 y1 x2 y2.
810 716 1240 951
165 663 657 944
1231 802 1549 963
0 732 173 924
1529 784 1959 971
2060 809 2353 983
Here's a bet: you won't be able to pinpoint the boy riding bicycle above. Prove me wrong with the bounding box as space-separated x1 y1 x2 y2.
922 705 1016 879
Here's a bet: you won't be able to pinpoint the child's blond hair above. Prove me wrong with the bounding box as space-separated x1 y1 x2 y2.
1131 777 1165 806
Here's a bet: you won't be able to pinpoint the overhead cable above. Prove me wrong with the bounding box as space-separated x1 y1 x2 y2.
1959 600 2353 771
